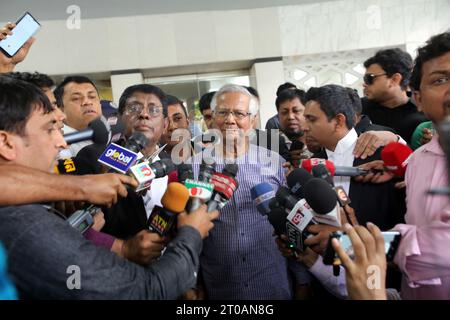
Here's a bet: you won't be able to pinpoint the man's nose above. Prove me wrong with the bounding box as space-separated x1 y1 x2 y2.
138 107 150 120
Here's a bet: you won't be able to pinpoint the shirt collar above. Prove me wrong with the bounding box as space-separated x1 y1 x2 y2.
421 133 444 156
326 128 358 157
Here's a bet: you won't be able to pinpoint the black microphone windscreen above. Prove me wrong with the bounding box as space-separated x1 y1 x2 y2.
275 186 291 203
223 163 238 178
267 207 287 235
126 132 148 153
303 178 338 215
178 163 193 183
312 164 334 186
56 157 96 175
286 168 313 199
89 116 111 145
199 158 215 182
160 158 176 174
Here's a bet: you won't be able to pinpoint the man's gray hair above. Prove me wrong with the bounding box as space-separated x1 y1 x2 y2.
210 84 259 116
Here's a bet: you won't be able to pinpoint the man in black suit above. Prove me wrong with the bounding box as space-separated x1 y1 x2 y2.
302 85 405 232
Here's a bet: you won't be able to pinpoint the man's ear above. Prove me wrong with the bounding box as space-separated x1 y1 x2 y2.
413 90 422 111
163 117 169 132
390 73 403 88
250 114 257 130
334 114 347 130
0 131 17 161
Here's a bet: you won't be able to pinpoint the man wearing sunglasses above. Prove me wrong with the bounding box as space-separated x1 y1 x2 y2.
362 48 428 144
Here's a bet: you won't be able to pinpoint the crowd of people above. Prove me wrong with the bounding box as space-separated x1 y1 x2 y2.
0 19 449 300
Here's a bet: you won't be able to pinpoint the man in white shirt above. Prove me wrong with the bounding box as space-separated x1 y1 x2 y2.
281 85 404 297
54 76 102 157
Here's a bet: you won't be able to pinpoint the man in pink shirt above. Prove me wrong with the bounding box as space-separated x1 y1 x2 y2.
392 32 450 299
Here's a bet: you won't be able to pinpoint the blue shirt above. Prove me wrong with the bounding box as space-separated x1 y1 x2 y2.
191 144 310 299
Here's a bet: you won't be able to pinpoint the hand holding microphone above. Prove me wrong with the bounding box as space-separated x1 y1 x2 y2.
178 204 220 239
354 142 413 184
148 182 190 237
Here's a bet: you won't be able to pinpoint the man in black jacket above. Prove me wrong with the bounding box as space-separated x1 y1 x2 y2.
362 48 428 144
302 85 405 230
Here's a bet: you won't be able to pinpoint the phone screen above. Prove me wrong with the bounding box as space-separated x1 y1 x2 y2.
0 12 40 57
340 231 401 261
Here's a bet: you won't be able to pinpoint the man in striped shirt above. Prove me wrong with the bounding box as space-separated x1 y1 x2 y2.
189 84 311 299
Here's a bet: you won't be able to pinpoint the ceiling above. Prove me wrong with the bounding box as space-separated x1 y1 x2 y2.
1 0 337 21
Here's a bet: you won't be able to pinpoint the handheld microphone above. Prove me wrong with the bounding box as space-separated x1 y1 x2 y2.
301 158 369 177
148 182 190 236
98 132 148 174
266 198 302 252
312 163 335 187
130 158 176 192
55 156 96 175
381 142 413 177
275 187 316 252
303 178 341 227
207 164 239 212
286 168 314 199
63 116 111 145
185 159 215 212
275 187 300 212
251 182 276 216
178 163 194 184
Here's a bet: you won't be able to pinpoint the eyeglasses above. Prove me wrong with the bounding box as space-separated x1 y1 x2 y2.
214 109 252 120
124 104 163 118
363 73 387 85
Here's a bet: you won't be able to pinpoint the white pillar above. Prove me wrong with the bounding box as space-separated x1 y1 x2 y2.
110 72 144 104
250 59 285 129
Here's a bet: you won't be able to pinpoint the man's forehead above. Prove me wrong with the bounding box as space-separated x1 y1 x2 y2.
127 92 161 104
365 63 384 72
422 52 450 75
280 98 303 109
217 92 250 107
168 103 185 114
66 82 97 93
304 100 323 115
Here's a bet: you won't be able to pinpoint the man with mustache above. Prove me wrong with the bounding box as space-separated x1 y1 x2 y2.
54 76 103 157
102 84 171 242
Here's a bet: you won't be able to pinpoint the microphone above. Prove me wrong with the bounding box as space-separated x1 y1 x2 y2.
98 132 148 174
55 156 96 175
130 158 176 192
301 158 369 177
286 168 314 199
381 142 413 177
251 182 276 216
177 163 194 184
303 178 341 227
185 159 215 212
275 187 316 253
312 163 335 187
148 182 190 236
63 116 111 145
276 186 300 212
207 164 239 212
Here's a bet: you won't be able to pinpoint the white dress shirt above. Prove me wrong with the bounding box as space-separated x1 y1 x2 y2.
325 128 358 195
142 154 169 219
